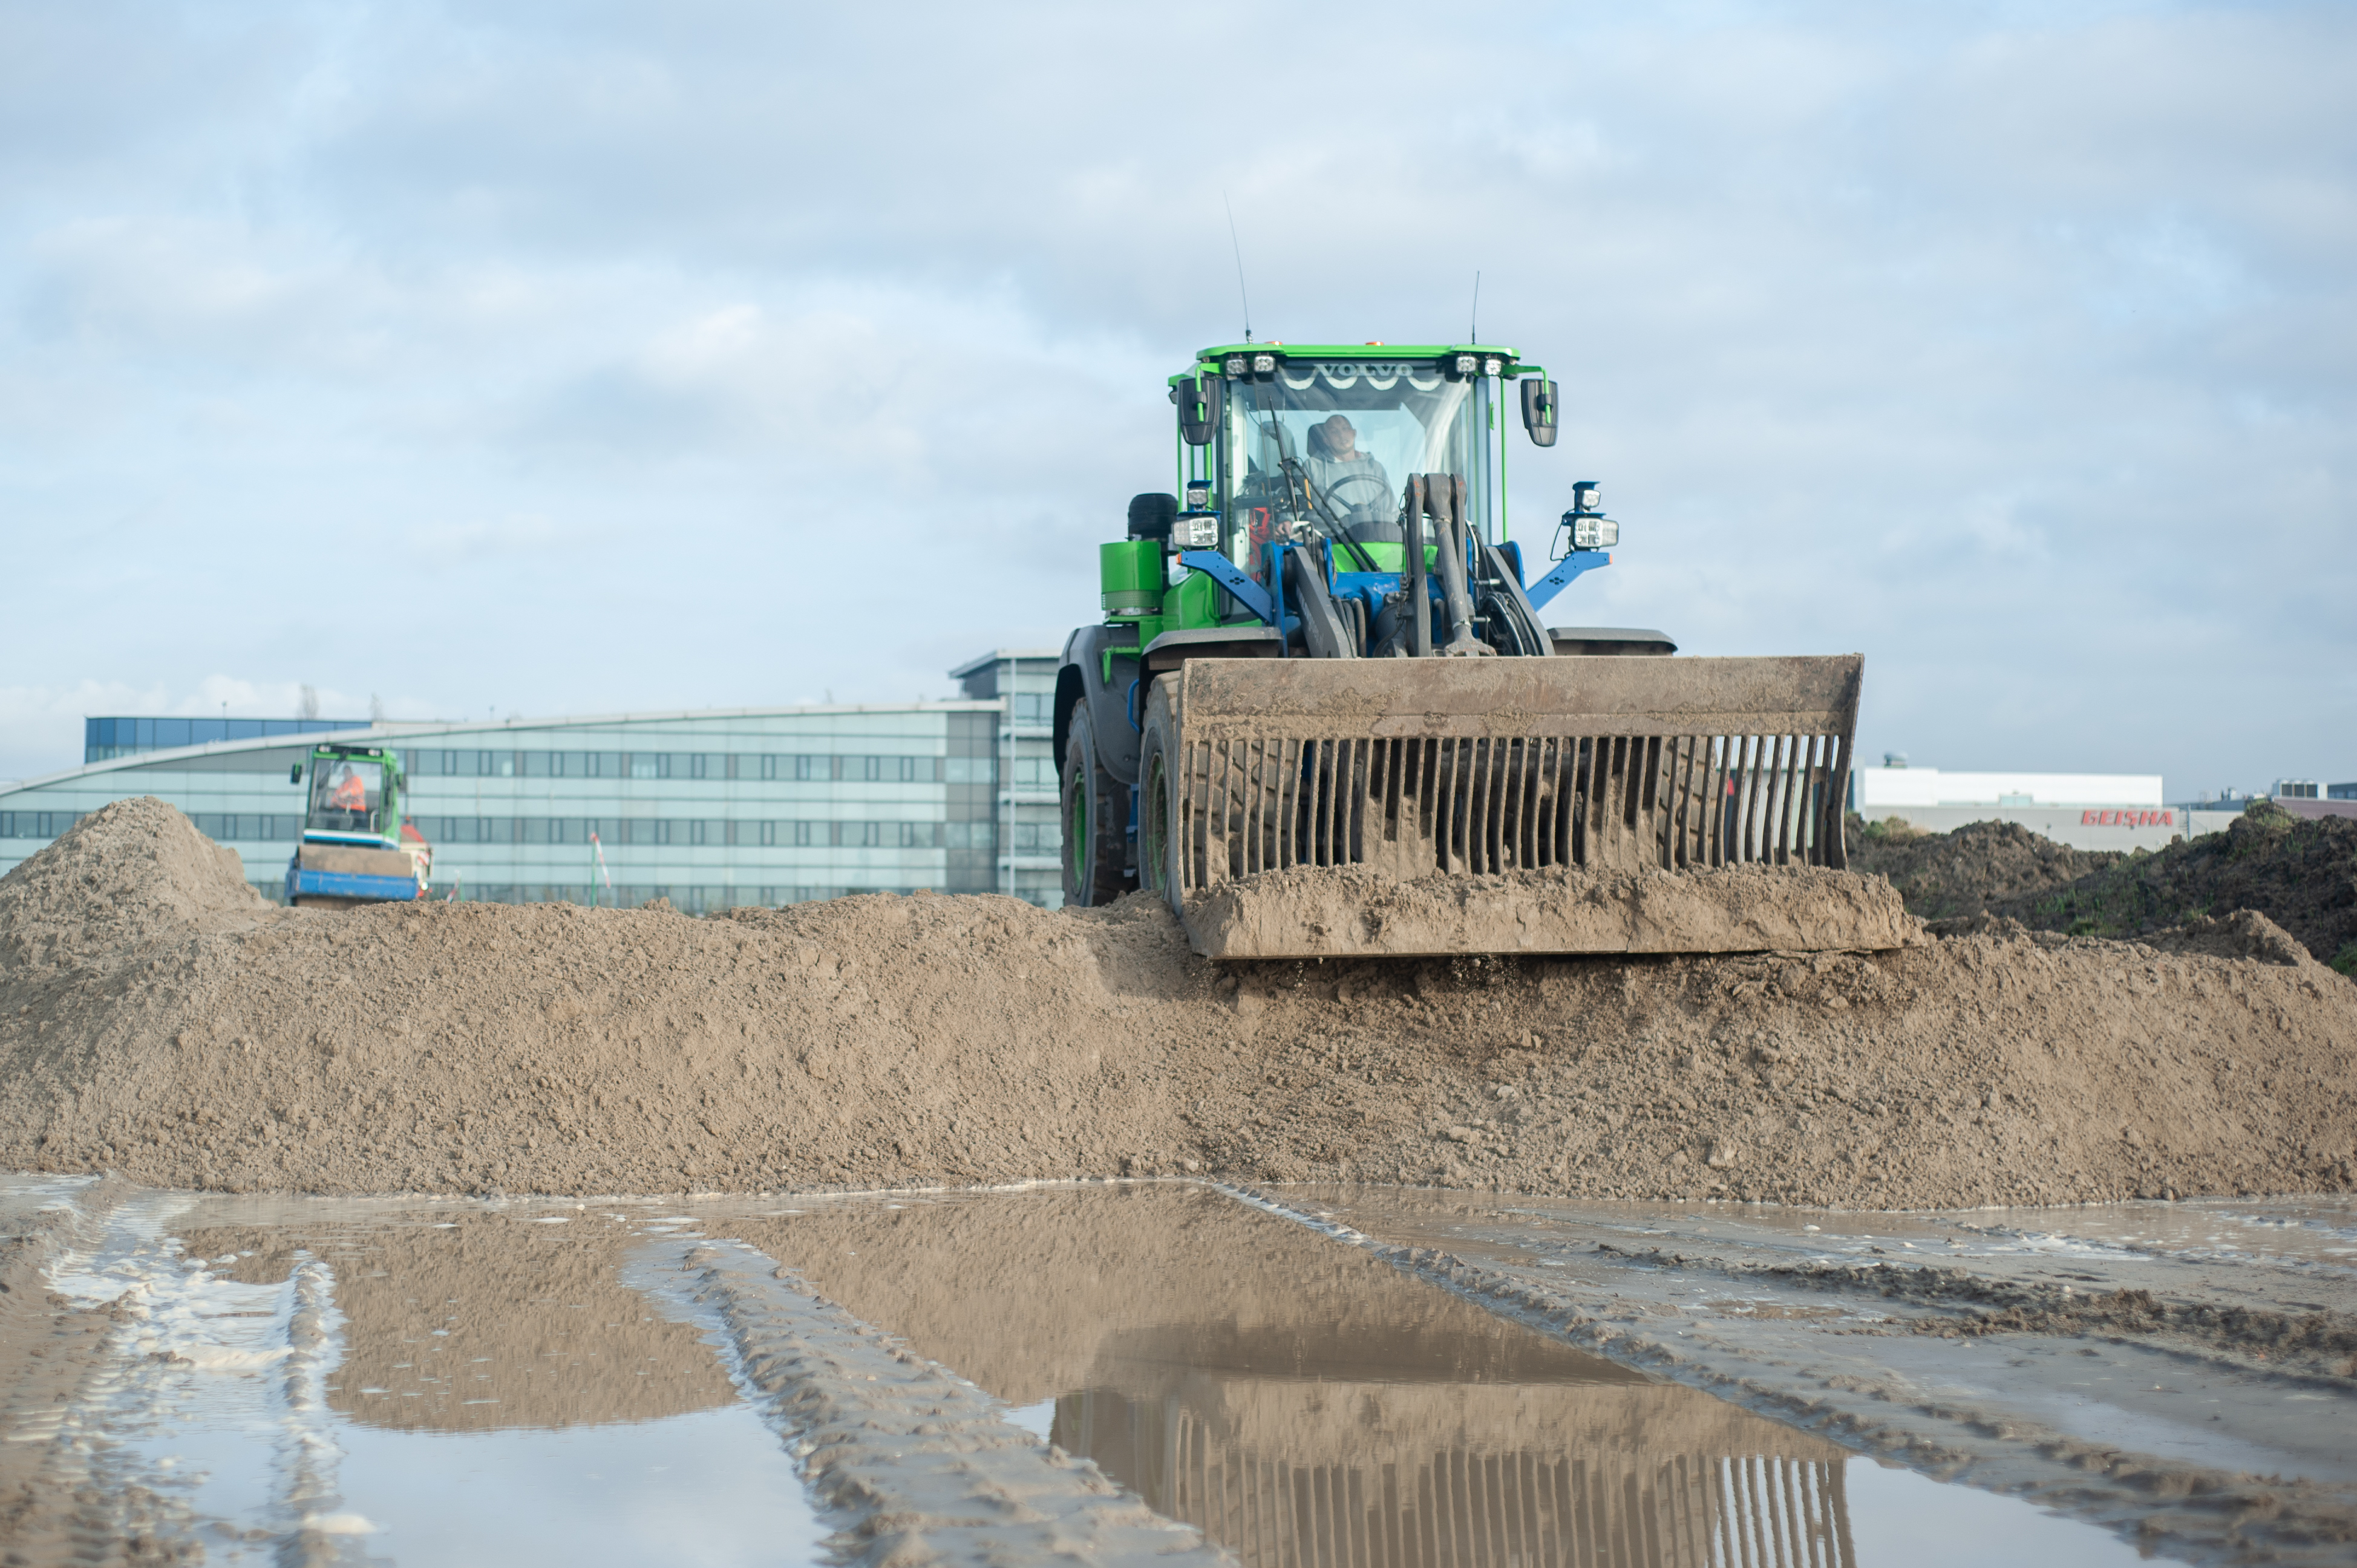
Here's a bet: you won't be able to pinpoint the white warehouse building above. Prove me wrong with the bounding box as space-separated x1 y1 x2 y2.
1848 766 2187 850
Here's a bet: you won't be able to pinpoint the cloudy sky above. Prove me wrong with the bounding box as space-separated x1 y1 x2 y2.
2 0 2350 795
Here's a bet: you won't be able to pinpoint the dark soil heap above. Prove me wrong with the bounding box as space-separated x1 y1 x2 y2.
1990 805 2357 972
1845 816 2125 922
1850 806 2357 972
3 799 2353 1207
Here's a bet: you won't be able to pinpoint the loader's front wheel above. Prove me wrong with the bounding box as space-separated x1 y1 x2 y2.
1061 707 1131 907
1137 683 1182 920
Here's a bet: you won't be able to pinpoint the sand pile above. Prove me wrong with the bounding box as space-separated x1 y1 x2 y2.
2 799 2353 1206
0 796 266 968
1184 862 1915 958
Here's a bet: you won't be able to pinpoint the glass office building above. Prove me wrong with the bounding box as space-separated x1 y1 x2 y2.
83 716 374 764
0 655 1067 910
949 648 1063 906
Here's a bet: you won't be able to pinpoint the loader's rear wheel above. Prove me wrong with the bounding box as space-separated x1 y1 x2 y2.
1060 707 1130 907
1138 683 1182 918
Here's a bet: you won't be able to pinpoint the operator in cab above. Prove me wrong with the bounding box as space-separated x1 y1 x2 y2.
1304 414 1396 540
324 762 369 812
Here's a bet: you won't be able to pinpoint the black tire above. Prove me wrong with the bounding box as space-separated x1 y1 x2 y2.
1060 705 1130 907
1137 682 1183 918
1477 586 1551 656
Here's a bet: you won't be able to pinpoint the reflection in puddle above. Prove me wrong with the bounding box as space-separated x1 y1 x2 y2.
1056 1382 1846 1568
744 1185 1854 1567
177 1207 737 1432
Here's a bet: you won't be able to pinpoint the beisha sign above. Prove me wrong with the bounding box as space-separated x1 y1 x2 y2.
2082 809 2174 827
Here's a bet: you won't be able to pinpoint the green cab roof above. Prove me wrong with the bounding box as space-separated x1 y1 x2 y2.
1183 342 1533 378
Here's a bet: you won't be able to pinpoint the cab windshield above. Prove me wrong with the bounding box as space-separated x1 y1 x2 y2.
307 757 387 837
1219 359 1488 575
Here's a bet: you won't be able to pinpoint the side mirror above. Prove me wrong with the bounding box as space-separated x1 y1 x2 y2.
290 762 302 784
1176 373 1223 447
1520 376 1558 448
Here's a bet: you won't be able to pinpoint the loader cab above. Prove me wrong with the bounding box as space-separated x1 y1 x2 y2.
300 743 405 849
1191 347 1517 584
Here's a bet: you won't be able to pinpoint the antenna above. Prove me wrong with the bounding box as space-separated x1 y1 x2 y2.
1224 192 1254 344
1469 270 1481 344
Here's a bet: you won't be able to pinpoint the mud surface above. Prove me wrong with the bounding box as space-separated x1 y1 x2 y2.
0 1181 826 1566
4 799 2355 1207
1185 863 1916 958
1255 1183 2357 1564
8 1174 2247 1568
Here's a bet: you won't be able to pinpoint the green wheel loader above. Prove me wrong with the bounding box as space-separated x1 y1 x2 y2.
1053 342 1889 959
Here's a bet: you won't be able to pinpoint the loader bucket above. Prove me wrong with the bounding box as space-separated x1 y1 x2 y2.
1140 654 1914 959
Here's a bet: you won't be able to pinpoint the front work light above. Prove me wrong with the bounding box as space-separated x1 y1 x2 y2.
1250 352 1277 376
1453 354 1478 376
1482 356 1502 376
1183 480 1211 509
1225 356 1246 376
1174 512 1221 549
1568 512 1621 550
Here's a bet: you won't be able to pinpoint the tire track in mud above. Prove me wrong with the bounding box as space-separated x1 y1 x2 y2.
1221 1184 2357 1567
0 1177 203 1566
5 1180 389 1566
629 1235 1236 1568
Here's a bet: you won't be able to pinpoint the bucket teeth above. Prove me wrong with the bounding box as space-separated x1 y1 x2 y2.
1160 653 1862 893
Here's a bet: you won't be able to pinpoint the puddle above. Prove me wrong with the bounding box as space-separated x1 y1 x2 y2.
7 1177 2315 1564
6 1187 825 1565
731 1184 2163 1566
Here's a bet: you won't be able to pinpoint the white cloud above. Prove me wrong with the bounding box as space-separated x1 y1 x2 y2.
0 0 2350 791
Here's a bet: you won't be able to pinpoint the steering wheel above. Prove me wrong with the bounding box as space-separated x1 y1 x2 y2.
1318 469 1393 515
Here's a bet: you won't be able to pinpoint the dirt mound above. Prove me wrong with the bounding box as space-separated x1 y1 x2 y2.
1845 816 2124 922
1991 804 2357 970
2 802 2353 1206
0 797 266 975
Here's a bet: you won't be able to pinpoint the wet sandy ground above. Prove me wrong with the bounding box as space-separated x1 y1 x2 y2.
2 1175 2349 1566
